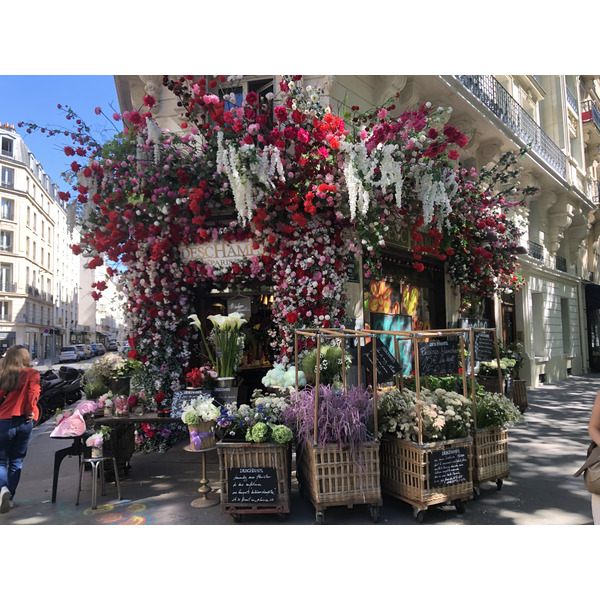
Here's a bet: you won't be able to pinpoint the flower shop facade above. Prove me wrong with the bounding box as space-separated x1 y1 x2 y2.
110 74 600 389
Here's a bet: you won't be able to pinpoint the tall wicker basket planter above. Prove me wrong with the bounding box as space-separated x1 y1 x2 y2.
380 435 474 522
296 441 382 525
216 441 291 522
472 427 509 495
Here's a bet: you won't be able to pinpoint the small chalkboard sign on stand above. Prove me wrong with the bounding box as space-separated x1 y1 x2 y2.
473 330 494 362
352 341 401 383
417 337 459 376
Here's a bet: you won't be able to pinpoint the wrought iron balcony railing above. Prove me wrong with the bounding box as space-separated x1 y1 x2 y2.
582 99 600 131
0 281 16 292
566 86 578 114
455 75 568 179
592 180 600 204
528 240 544 261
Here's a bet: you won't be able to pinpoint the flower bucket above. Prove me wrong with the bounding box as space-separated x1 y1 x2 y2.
113 397 129 417
110 376 131 396
91 446 103 459
188 421 216 450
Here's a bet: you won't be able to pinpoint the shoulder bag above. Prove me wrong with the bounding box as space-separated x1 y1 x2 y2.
573 441 600 494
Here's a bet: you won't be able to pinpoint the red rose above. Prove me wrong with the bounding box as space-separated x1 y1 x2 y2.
286 311 299 324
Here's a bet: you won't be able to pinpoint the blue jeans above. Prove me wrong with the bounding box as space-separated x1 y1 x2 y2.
0 416 33 499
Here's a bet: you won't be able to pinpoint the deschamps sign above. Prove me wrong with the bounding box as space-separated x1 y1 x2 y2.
179 240 263 267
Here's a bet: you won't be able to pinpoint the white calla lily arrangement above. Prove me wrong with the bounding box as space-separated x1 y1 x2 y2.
189 312 248 378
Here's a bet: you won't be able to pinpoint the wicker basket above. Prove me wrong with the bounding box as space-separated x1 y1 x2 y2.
380 435 473 518
216 441 291 520
472 427 509 487
296 441 382 523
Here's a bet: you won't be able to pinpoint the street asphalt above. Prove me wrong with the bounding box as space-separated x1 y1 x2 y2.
1 369 598 527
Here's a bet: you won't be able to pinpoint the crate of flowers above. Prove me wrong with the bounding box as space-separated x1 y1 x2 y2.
215 390 293 521
472 391 524 493
284 384 382 525
377 386 474 522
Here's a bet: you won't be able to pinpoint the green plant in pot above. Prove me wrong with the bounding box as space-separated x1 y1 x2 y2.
300 343 352 388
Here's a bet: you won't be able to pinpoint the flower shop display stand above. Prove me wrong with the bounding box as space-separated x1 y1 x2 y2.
370 329 474 522
216 441 291 522
470 427 509 495
294 328 382 524
466 329 510 494
296 440 382 525
380 435 473 522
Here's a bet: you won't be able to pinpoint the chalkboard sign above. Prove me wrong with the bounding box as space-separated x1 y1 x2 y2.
227 467 278 503
474 331 494 362
355 341 402 383
429 446 470 487
170 389 212 419
211 386 239 406
418 338 458 376
227 296 252 319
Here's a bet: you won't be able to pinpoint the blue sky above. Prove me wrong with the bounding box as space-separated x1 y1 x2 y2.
0 75 120 192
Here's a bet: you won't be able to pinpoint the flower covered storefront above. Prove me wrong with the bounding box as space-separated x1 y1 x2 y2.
21 75 535 454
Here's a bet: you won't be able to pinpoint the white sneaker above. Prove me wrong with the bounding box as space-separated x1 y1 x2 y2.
0 486 10 514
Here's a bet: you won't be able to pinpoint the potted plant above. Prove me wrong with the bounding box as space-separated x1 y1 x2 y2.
377 386 474 521
185 365 219 390
215 389 294 521
283 384 382 524
85 425 112 458
471 390 524 492
180 395 220 450
188 312 247 386
299 343 352 388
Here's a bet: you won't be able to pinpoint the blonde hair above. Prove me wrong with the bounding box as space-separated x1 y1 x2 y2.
0 345 32 392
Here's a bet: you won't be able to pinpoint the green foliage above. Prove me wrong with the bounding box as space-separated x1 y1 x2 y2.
475 392 524 429
300 344 351 386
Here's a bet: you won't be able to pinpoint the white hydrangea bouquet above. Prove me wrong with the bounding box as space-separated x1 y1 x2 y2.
378 387 472 443
180 394 220 426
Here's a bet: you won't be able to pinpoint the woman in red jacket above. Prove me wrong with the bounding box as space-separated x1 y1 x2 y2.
0 345 41 514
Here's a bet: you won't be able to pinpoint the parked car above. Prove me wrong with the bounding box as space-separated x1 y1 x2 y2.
107 340 118 351
73 344 87 360
121 342 131 357
91 343 105 356
83 344 94 359
96 343 106 354
58 346 80 363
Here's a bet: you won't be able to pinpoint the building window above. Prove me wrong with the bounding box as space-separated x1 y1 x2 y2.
0 263 12 292
1 167 14 189
0 301 10 321
532 292 546 357
561 297 572 355
0 230 12 252
1 137 13 158
0 198 13 220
